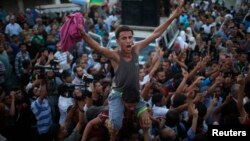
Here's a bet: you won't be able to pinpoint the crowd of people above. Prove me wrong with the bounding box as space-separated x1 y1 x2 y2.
0 0 250 141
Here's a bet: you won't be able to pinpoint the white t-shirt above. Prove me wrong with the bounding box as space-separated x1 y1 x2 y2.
58 95 74 125
152 105 169 118
140 74 150 87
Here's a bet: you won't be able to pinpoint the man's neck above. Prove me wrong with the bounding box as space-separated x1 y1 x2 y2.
121 51 132 59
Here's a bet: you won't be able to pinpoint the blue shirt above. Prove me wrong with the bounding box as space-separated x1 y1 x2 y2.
31 98 52 134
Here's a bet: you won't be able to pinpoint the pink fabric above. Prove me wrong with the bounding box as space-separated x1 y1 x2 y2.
59 12 84 51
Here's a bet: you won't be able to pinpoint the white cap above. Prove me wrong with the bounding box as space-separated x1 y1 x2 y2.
189 37 196 50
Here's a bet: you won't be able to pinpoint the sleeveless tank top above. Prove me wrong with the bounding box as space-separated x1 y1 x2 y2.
114 49 140 91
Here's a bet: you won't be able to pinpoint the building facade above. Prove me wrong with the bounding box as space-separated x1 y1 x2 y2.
0 0 69 13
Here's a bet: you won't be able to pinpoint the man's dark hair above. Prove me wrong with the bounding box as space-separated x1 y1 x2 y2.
195 102 207 118
61 70 71 80
172 94 186 108
165 110 180 127
115 26 133 39
152 93 163 105
39 47 48 53
122 88 140 103
19 42 27 48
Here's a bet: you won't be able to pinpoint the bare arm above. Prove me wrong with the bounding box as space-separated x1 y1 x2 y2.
214 95 231 115
206 73 223 96
204 97 218 120
191 105 199 133
149 48 163 77
143 124 151 141
236 75 246 120
172 52 188 70
81 117 101 141
174 68 189 95
75 112 84 131
170 103 189 113
187 61 201 80
141 80 153 100
63 104 77 129
186 76 205 92
135 3 184 54
9 91 15 116
79 28 118 62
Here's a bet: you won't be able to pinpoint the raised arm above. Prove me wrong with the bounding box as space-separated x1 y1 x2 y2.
79 27 119 62
81 117 101 141
236 75 247 122
135 2 184 54
148 47 163 77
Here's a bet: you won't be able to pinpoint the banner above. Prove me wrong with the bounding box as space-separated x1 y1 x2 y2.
90 0 104 6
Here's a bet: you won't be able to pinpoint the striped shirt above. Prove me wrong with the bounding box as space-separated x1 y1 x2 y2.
31 98 52 135
54 51 73 70
54 51 73 64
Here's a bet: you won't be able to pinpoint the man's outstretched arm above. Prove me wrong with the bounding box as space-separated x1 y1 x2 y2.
135 1 184 54
79 27 119 62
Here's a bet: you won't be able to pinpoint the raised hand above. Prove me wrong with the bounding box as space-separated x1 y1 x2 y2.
78 24 86 36
172 0 185 18
181 68 189 78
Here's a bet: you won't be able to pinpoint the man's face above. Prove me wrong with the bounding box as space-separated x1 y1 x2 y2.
100 56 108 63
240 54 247 62
192 55 199 63
10 18 15 24
76 67 83 77
20 44 27 52
82 54 88 62
211 63 219 71
64 76 72 83
42 50 49 57
117 31 134 54
95 82 103 93
46 71 54 79
139 68 145 79
162 62 170 70
156 71 166 83
73 88 83 98
79 59 87 68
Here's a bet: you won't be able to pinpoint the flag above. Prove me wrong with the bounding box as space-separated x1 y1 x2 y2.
90 0 104 6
